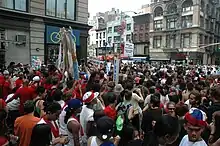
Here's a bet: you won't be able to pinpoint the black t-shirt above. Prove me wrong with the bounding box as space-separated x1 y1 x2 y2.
141 108 163 133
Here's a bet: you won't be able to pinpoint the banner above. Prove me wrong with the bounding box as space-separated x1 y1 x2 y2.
31 56 41 70
113 58 120 84
124 42 134 57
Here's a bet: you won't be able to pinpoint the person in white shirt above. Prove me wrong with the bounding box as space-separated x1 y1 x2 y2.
80 91 99 146
179 108 208 146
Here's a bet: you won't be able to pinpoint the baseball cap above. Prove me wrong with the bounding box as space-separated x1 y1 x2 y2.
83 91 99 103
33 76 40 82
97 116 115 140
65 99 83 111
185 108 207 127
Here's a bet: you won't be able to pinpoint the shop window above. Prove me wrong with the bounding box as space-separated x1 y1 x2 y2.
1 0 27 11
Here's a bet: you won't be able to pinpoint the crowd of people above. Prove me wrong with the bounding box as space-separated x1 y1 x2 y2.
0 61 220 146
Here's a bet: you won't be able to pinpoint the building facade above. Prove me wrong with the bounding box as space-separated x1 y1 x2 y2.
150 0 220 64
107 16 134 53
0 0 90 66
133 13 151 57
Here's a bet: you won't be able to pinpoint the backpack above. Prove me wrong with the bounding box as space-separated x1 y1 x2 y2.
116 103 132 131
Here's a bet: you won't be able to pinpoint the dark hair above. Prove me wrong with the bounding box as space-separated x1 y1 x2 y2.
210 85 220 101
149 87 156 94
53 89 63 101
64 106 80 124
175 103 189 117
150 94 160 108
30 124 52 146
108 93 117 104
154 115 179 137
44 101 61 114
187 83 194 91
36 86 45 94
24 100 35 114
124 90 132 101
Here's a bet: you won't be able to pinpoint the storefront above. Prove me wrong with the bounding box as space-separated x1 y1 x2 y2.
45 25 80 64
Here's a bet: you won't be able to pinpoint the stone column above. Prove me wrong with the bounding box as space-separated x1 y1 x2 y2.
202 53 207 64
192 0 200 27
30 18 45 64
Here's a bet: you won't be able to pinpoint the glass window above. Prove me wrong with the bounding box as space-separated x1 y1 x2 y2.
108 37 112 43
181 33 191 48
154 20 163 31
96 33 98 39
182 16 192 28
103 32 105 38
46 0 56 16
153 36 162 48
46 0 75 20
15 0 26 11
57 0 66 18
67 0 75 19
127 24 131 31
108 27 112 33
114 26 119 32
114 36 120 42
1 0 27 11
167 18 177 29
126 34 131 42
166 35 176 48
2 0 13 9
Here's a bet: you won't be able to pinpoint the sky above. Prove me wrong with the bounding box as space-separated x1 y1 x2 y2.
88 0 151 17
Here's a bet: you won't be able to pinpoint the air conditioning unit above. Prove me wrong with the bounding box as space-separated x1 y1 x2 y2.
15 35 26 44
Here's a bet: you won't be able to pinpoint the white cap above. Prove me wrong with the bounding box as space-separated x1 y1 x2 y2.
83 91 99 103
33 76 40 82
3 70 9 75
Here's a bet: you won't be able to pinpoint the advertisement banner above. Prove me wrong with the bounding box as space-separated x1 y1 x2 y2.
113 58 120 84
124 42 134 57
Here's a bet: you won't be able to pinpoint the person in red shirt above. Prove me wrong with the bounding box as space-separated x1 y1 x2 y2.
15 73 24 88
104 93 117 120
0 70 12 99
7 80 34 114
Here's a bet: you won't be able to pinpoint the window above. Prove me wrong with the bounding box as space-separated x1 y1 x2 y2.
153 36 162 48
134 34 138 42
134 25 139 31
57 0 66 18
108 27 112 33
1 0 27 11
126 34 131 42
145 33 149 41
145 24 149 30
181 33 191 48
140 25 144 30
46 0 76 20
103 32 105 38
182 0 193 12
99 41 102 47
166 35 176 48
96 33 98 39
99 33 102 39
182 16 192 28
103 40 106 46
199 34 203 45
139 34 144 42
114 26 119 32
96 41 98 46
108 37 112 43
200 17 204 27
114 36 120 42
167 18 177 29
154 20 163 30
127 24 131 31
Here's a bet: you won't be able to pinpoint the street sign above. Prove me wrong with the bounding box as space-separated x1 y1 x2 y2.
113 58 120 84
124 42 134 57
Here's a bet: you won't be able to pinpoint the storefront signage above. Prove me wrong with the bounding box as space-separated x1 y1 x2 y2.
46 25 80 46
